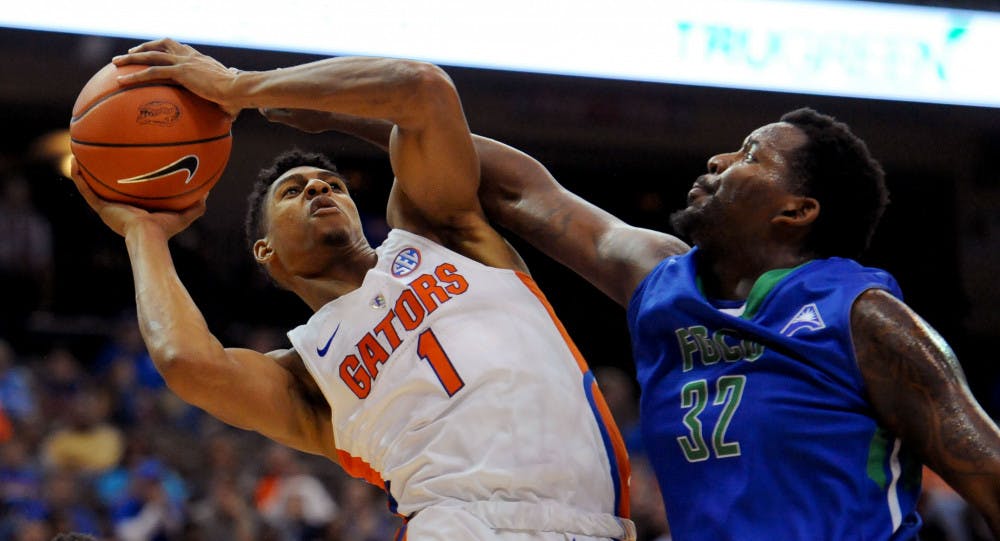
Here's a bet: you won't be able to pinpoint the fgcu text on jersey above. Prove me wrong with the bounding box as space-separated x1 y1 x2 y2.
674 326 765 372
339 261 469 398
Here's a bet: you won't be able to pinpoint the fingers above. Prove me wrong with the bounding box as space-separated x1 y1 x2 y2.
66 160 107 210
125 37 185 54
258 108 306 129
113 50 175 67
259 107 290 122
114 64 173 85
182 196 209 220
258 108 332 133
68 156 80 180
113 38 194 83
111 50 179 86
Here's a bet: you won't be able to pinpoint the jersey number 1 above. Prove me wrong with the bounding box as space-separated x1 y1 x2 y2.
417 329 465 396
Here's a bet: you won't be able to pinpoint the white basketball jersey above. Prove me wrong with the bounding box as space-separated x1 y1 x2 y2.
287 229 629 521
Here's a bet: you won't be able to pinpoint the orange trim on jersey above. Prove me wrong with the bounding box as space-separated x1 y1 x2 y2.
590 377 632 518
515 272 589 373
515 271 632 518
336 449 386 489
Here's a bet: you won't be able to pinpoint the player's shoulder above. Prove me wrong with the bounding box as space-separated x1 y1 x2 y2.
782 256 894 289
268 347 327 401
851 288 909 323
385 221 529 274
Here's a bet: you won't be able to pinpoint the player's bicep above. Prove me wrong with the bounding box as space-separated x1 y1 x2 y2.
851 289 1000 495
387 67 482 225
597 223 689 305
204 347 335 458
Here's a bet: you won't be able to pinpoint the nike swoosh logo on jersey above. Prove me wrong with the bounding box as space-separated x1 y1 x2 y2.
117 155 199 185
316 323 341 357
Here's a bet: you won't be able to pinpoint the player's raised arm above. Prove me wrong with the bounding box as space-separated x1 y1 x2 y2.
68 163 336 460
851 289 1000 537
113 39 481 230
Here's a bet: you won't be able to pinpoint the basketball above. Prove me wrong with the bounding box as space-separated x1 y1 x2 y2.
69 63 233 211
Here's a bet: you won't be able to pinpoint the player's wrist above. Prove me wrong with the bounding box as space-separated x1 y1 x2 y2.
223 67 265 115
122 217 171 243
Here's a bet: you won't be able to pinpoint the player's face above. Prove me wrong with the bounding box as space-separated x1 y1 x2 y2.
260 166 366 276
671 122 808 245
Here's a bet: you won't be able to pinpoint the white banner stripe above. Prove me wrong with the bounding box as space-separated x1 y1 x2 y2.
3 0 999 107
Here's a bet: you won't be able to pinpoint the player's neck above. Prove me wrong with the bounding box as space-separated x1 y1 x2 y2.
697 243 810 300
289 248 379 311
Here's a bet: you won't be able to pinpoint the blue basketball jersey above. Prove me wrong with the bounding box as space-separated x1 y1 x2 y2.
627 247 922 541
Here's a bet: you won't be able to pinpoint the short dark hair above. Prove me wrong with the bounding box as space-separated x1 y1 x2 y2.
244 149 346 249
780 108 889 259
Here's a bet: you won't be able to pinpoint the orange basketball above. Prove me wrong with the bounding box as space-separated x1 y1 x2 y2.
69 63 233 211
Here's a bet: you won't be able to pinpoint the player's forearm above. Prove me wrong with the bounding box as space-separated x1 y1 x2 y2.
230 57 452 128
308 112 392 151
476 136 602 266
123 223 227 387
476 136 550 228
476 136 684 304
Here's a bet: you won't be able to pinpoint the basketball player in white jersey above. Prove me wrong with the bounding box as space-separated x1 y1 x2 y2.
69 38 633 540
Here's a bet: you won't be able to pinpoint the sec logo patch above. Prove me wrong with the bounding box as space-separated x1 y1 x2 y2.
392 247 421 277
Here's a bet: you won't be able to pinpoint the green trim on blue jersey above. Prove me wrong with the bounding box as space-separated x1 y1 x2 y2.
867 427 892 490
695 261 815 320
742 267 795 319
742 261 815 319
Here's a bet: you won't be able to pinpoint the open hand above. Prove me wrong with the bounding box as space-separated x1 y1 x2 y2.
112 38 242 117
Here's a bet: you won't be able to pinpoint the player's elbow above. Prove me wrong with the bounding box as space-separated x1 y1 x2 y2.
151 349 194 387
395 61 461 125
151 349 222 402
406 61 457 97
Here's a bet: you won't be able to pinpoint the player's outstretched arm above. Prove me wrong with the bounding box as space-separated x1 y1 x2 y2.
852 289 1000 537
476 137 689 307
68 165 336 460
258 108 689 306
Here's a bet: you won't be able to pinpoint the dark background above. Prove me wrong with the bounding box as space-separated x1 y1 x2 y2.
2 0 999 411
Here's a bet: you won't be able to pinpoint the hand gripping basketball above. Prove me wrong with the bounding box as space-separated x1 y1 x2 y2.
69 60 233 211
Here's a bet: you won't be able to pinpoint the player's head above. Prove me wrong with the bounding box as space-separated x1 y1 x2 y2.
245 149 343 249
245 149 365 286
779 108 888 259
671 108 887 259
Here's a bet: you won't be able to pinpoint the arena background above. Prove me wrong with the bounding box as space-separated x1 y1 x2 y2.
3 3 999 397
1 2 999 539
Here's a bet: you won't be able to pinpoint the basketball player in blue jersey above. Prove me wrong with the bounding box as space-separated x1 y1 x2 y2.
293 108 1000 539
67 39 635 540
478 109 1000 540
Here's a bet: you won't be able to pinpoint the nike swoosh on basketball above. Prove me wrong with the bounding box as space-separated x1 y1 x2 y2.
317 323 341 357
117 155 200 185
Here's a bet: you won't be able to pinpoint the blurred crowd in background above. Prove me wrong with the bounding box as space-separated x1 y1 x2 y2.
0 155 995 541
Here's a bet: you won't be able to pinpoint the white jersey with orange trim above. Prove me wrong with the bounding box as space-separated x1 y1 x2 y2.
287 229 631 538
